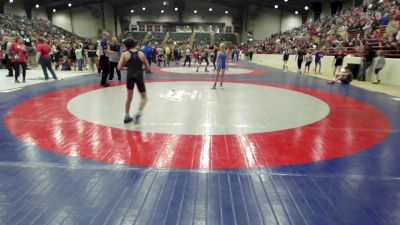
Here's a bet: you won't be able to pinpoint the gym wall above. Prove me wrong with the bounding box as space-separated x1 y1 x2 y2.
248 7 302 41
128 0 237 27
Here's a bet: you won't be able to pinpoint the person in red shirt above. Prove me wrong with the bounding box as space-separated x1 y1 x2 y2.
36 38 58 80
10 37 28 83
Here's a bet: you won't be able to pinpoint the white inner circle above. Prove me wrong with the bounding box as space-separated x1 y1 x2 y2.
67 82 330 135
160 67 253 75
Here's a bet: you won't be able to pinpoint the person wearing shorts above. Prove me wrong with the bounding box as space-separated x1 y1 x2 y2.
295 48 305 74
304 51 313 74
117 38 151 124
332 50 345 77
212 43 228 89
282 49 290 70
373 50 385 84
183 47 192 67
314 49 323 74
196 48 209 72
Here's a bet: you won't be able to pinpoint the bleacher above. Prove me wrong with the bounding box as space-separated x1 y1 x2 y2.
148 32 165 44
194 33 211 46
168 32 192 45
215 33 237 45
124 32 147 43
258 0 400 58
0 13 81 41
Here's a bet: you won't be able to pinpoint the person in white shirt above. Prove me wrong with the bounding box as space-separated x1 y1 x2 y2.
304 52 313 74
373 50 386 84
183 47 192 67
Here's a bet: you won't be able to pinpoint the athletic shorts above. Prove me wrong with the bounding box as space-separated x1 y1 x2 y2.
375 68 382 74
335 62 343 67
218 64 227 70
127 77 146 92
199 57 209 64
315 60 321 64
305 61 312 67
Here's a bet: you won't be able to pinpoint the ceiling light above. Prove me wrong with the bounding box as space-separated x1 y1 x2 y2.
209 8 213 12
68 3 72 7
194 10 197 14
225 10 229 14
174 7 178 11
142 7 146 11
161 9 165 13
53 9 56 12
305 6 309 10
284 0 288 2
274 5 278 9
9 0 13 3
131 9 134 13
295 10 298 14
35 4 39 8
163 1 168 6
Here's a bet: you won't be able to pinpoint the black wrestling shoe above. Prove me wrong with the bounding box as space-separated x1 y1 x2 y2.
124 117 133 124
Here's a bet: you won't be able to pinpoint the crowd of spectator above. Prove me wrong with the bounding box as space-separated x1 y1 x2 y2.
0 13 124 77
257 0 400 58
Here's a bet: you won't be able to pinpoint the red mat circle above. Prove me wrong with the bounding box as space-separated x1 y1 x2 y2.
4 80 391 169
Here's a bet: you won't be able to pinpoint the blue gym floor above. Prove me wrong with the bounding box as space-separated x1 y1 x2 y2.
0 62 399 225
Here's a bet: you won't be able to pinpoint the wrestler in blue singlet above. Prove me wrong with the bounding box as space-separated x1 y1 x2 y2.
218 51 227 70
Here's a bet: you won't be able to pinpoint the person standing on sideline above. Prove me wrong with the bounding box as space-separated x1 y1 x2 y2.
295 48 305 74
183 46 192 67
75 43 84 71
173 46 179 65
373 50 385 84
282 49 290 71
117 38 151 125
314 49 323 74
4 37 14 77
332 49 345 76
358 45 376 81
10 37 28 83
84 41 98 73
144 42 152 73
36 38 58 80
196 47 210 72
109 37 122 81
165 45 171 66
212 43 228 89
69 44 77 71
249 47 254 61
304 51 313 74
99 32 111 87
193 48 200 67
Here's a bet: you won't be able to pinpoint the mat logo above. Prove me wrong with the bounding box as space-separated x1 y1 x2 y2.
160 89 201 102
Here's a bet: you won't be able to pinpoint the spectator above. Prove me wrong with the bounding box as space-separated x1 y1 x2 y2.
380 13 390 26
36 37 58 80
373 50 386 84
75 43 84 71
358 45 376 81
10 37 27 83
332 49 345 76
327 66 353 85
